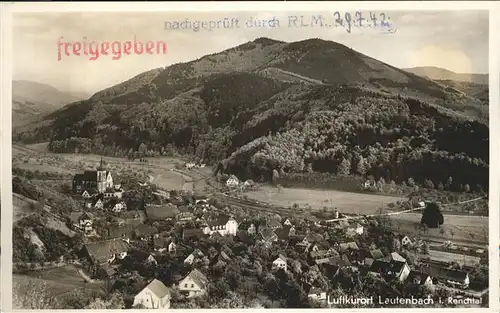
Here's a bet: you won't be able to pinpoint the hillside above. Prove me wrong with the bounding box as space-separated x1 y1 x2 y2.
14 37 489 192
12 80 90 127
403 66 488 85
435 79 489 104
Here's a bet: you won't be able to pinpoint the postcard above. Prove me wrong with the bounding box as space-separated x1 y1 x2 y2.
0 1 497 311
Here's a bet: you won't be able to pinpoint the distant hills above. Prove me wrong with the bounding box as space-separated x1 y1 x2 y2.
403 66 488 85
14 37 489 192
12 80 90 127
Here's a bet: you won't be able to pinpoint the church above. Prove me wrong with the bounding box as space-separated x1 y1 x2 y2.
72 158 114 194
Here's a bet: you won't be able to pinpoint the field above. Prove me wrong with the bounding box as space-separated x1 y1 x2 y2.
244 185 406 215
424 249 481 267
13 264 104 299
390 213 488 246
13 143 200 192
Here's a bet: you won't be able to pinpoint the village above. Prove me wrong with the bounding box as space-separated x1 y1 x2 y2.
25 159 488 309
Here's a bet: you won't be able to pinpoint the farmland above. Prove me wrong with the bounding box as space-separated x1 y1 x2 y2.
390 213 488 246
13 264 104 299
244 185 406 215
424 250 481 267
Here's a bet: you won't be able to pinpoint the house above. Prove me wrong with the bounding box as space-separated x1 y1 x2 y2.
184 249 204 265
368 259 410 282
106 199 126 213
258 227 278 246
423 264 470 289
133 224 158 241
243 179 255 188
178 269 208 298
238 221 257 235
177 212 195 222
401 236 413 246
81 190 91 198
310 249 338 260
129 249 158 265
107 224 134 240
203 215 238 236
272 254 287 272
298 233 324 247
92 198 104 210
339 242 360 253
283 218 293 226
103 187 123 200
266 219 282 230
276 225 294 241
100 263 117 278
145 203 180 221
389 252 406 263
183 228 205 240
133 279 170 309
407 270 433 286
72 158 113 193
168 241 177 253
369 249 385 260
185 162 196 170
226 175 239 188
346 223 364 236
82 238 130 266
307 287 327 303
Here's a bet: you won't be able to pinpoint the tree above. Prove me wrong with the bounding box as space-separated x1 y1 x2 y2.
338 158 351 175
86 293 125 309
420 202 444 228
13 279 58 309
356 157 367 176
463 184 470 193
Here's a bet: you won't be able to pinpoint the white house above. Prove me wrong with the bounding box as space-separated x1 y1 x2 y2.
168 241 177 253
133 279 170 309
93 199 104 210
178 269 208 298
111 201 126 213
81 190 91 198
185 162 196 170
283 218 292 226
78 212 94 233
184 254 195 265
272 254 287 272
347 223 364 235
226 175 239 188
104 189 123 200
401 236 413 246
408 271 433 286
203 215 238 236
308 287 327 303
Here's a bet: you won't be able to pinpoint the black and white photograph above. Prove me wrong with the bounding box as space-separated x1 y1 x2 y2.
4 3 494 310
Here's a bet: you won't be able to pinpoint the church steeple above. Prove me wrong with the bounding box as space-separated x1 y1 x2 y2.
98 157 104 171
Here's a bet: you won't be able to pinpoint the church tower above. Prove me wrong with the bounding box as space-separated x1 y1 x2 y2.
97 157 107 192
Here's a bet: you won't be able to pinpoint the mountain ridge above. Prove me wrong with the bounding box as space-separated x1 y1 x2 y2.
403 66 488 85
14 37 489 192
12 80 91 127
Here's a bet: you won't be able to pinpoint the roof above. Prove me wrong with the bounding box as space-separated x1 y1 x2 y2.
390 260 407 274
145 204 180 220
424 264 469 282
310 249 336 259
390 252 406 262
83 170 98 181
276 225 292 240
266 219 281 229
134 224 158 236
101 263 116 277
107 224 134 238
274 254 286 263
370 249 385 260
183 228 204 239
368 260 392 275
328 255 352 267
144 279 170 298
305 233 324 243
186 269 208 289
339 242 359 252
259 228 277 241
84 239 130 264
407 271 431 285
207 214 231 227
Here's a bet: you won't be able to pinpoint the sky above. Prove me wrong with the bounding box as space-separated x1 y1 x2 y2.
12 10 489 95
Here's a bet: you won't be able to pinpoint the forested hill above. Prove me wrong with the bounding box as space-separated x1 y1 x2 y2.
14 37 489 192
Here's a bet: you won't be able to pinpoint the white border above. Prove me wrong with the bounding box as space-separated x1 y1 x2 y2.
0 1 498 312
